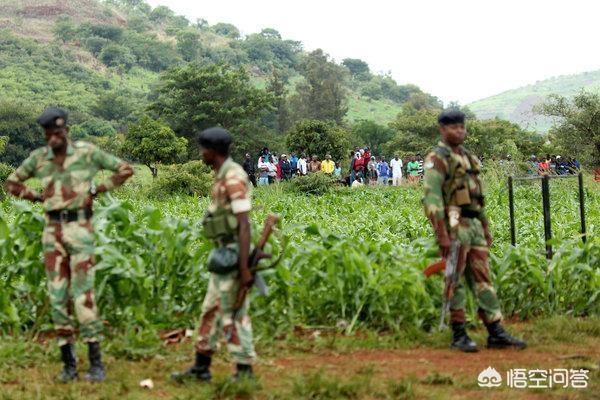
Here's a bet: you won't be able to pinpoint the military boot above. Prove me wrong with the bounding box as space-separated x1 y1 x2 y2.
84 342 106 382
486 321 527 349
231 363 254 382
171 353 212 382
450 323 479 353
57 343 78 383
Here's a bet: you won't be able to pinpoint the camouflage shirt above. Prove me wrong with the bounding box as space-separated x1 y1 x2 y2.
422 141 488 227
203 158 252 239
7 141 133 211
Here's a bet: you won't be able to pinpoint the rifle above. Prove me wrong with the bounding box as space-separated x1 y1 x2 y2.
233 214 280 319
423 239 460 330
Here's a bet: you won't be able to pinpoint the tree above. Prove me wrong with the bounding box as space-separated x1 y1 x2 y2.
265 69 289 133
445 101 476 120
465 118 542 160
84 36 109 56
385 109 439 156
70 119 116 140
149 63 275 142
285 120 350 162
538 90 600 166
242 32 300 71
289 49 348 124
342 58 370 79
386 109 543 160
400 92 443 115
99 43 136 69
176 28 202 62
350 120 394 155
260 28 282 40
92 91 135 122
212 23 240 39
88 24 124 42
122 116 187 177
149 5 175 23
54 17 78 43
0 101 44 166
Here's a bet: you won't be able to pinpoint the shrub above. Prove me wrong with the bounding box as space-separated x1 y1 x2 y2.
70 119 116 140
147 161 212 199
287 172 337 195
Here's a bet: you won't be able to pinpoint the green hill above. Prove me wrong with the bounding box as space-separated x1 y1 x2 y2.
0 0 420 130
468 69 600 132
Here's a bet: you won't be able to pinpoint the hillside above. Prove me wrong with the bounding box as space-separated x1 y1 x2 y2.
0 0 424 129
468 69 600 132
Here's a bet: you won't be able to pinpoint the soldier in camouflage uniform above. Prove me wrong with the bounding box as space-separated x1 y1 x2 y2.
6 108 133 382
422 110 526 352
172 127 256 383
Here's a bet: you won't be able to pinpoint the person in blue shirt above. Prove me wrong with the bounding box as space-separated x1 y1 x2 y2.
289 154 298 177
377 156 390 185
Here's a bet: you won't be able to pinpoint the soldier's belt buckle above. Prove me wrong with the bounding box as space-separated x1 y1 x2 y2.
59 210 69 223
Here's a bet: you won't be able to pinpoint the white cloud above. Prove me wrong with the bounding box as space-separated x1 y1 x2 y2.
147 0 600 104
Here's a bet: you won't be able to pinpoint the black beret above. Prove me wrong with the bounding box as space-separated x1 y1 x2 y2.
197 127 232 154
37 107 69 129
438 110 465 126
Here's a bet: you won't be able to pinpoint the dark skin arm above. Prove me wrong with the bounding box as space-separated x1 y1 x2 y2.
6 181 42 202
237 211 253 287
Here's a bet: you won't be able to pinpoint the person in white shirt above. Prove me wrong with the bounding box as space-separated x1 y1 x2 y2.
390 155 403 186
257 155 271 185
297 154 308 176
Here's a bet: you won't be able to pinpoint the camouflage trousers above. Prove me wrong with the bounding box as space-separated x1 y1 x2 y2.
42 219 102 347
449 217 503 325
195 271 256 365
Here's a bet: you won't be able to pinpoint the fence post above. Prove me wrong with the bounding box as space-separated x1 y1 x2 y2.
508 176 516 246
541 175 553 259
578 172 587 243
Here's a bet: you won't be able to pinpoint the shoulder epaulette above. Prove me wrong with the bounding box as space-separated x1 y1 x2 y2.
433 145 451 159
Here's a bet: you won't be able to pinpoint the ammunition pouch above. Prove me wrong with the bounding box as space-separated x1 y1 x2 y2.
206 243 239 274
202 209 238 240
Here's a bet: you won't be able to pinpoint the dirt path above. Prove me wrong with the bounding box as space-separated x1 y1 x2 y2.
264 339 600 399
1 331 598 399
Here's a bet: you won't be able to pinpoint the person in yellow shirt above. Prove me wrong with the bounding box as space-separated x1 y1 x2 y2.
321 154 335 174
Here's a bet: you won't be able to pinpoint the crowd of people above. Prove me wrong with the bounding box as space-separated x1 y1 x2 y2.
242 149 342 186
242 147 587 189
242 147 429 187
525 155 581 176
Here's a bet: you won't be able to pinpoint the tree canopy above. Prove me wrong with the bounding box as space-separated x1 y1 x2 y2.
0 102 43 166
150 63 275 139
288 49 348 125
122 115 187 176
285 119 351 162
538 90 600 166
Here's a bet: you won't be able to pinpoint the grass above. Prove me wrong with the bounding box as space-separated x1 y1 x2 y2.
346 94 400 125
0 317 599 399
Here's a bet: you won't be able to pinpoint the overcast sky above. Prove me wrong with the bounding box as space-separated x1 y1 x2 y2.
147 0 600 105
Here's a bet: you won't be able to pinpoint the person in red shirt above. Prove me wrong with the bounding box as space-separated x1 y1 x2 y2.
275 160 282 181
363 147 371 168
353 151 365 180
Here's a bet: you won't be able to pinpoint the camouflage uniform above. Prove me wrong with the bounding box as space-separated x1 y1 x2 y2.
422 141 502 325
196 157 256 365
7 141 133 346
